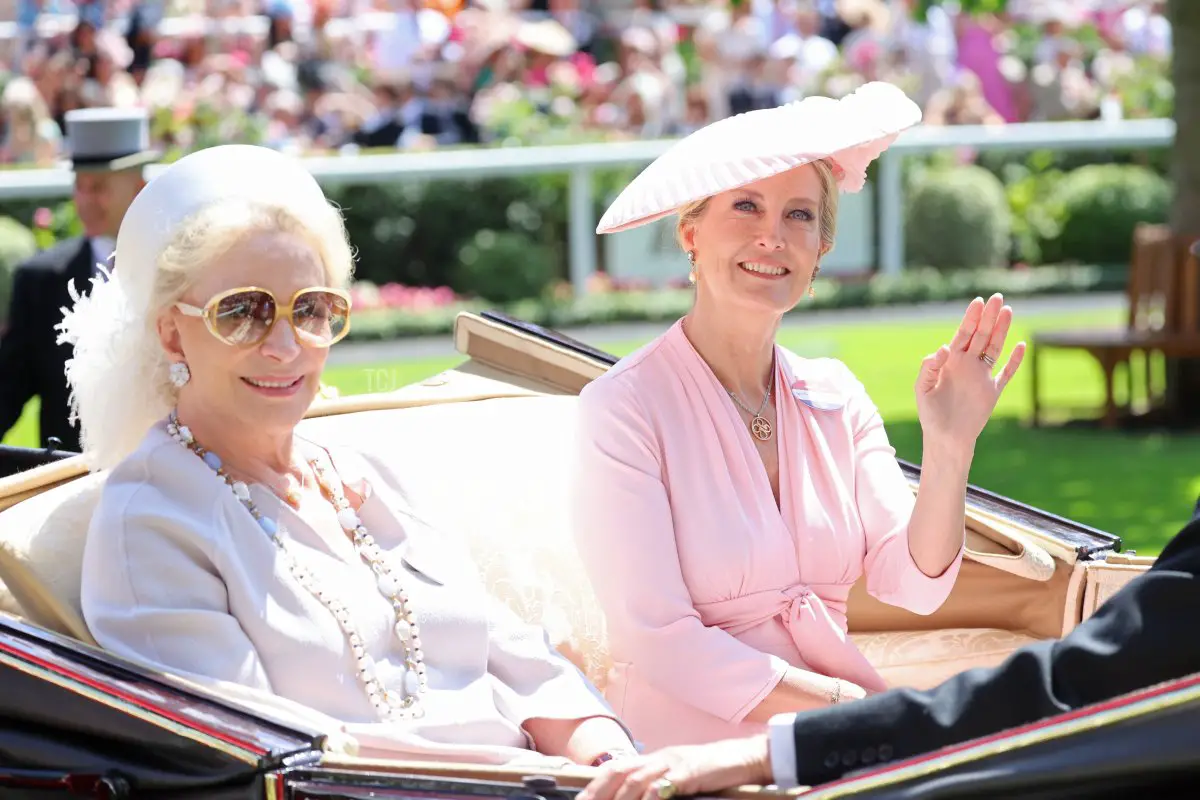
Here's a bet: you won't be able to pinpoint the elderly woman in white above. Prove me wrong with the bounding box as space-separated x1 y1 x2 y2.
59 144 636 766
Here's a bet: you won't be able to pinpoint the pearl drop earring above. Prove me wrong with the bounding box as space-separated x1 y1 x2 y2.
169 361 191 388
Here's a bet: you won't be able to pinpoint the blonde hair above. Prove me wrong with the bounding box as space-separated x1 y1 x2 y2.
59 196 355 470
675 158 841 257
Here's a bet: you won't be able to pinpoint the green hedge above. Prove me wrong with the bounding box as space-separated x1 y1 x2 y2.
905 165 1012 270
1043 164 1171 265
320 166 639 296
0 216 38 326
908 160 1170 268
345 263 1128 342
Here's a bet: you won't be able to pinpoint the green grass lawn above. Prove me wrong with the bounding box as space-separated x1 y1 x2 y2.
6 306 1196 554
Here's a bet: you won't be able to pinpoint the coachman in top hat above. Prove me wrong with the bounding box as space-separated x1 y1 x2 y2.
0 107 158 455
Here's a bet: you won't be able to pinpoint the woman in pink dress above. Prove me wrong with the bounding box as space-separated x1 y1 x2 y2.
570 82 1026 753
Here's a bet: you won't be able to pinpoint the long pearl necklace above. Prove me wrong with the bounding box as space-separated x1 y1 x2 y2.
166 410 428 720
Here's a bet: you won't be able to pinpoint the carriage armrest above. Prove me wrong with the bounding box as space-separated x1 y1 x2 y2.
0 445 80 481
0 472 105 644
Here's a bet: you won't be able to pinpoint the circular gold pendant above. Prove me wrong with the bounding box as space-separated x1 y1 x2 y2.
751 415 773 441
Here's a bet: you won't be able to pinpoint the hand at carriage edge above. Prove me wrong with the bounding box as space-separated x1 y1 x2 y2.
579 736 774 800
914 293 1025 451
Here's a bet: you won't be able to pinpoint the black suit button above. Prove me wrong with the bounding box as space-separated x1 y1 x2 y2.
861 747 876 765
824 752 840 769
841 751 857 767
878 744 894 761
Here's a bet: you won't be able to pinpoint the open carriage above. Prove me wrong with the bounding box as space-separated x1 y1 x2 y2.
0 311 1196 799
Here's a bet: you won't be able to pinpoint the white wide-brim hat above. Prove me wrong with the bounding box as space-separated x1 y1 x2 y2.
596 81 921 235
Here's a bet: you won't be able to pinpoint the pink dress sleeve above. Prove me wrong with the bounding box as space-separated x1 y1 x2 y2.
841 365 964 615
571 376 789 725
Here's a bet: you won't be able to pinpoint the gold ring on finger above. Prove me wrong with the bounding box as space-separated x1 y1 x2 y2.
979 353 997 367
651 778 678 800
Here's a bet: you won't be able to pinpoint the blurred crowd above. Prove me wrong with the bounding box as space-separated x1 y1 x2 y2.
0 0 1175 166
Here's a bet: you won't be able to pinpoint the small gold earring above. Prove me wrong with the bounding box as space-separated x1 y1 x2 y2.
687 250 697 284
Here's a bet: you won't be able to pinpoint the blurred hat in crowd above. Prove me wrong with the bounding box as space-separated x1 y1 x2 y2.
835 0 891 33
514 18 577 57
63 107 160 173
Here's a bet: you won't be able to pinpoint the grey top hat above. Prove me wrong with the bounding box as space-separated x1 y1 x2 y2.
63 107 161 172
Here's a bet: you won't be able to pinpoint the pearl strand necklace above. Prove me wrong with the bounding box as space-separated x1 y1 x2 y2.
166 410 428 720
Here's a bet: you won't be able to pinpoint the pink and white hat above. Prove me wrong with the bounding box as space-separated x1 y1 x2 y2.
596 81 922 235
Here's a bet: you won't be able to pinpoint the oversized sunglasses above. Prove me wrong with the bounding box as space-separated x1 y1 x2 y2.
174 286 352 347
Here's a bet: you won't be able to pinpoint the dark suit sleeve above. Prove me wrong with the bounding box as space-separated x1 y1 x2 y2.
787 519 1200 786
0 266 40 439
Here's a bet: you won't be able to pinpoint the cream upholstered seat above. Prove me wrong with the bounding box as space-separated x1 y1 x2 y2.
1 394 1047 696
299 396 1041 691
0 471 104 645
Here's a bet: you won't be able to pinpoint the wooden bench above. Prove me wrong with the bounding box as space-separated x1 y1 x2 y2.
1031 224 1200 428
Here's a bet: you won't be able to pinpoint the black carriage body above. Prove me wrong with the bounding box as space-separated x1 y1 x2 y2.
3 608 1199 800
0 614 324 798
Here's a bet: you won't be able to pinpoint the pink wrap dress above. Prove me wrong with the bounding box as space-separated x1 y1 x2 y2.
571 320 964 751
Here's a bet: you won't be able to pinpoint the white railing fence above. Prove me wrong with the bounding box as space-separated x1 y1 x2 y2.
0 10 393 42
0 118 1175 293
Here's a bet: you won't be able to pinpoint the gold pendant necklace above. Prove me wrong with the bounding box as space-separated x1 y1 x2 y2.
727 377 774 442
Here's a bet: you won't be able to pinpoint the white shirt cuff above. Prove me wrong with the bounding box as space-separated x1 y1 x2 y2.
767 712 800 789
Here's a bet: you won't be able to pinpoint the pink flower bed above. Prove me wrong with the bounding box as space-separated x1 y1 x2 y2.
350 281 463 312
584 273 692 294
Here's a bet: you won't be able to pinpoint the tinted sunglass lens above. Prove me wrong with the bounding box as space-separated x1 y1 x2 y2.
214 290 275 344
293 291 350 344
